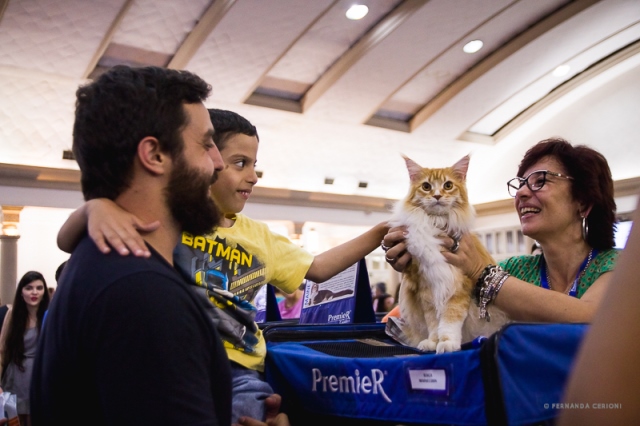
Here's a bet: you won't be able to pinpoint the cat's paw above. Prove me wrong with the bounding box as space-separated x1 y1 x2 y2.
435 339 461 354
417 338 438 352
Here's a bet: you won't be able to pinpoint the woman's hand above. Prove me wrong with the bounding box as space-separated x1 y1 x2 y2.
439 233 489 283
86 199 160 257
381 226 411 272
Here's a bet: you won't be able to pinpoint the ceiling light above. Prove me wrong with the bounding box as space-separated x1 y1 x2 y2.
346 5 369 20
552 64 571 77
463 40 483 54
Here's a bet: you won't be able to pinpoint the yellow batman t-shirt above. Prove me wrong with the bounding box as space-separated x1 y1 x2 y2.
174 213 314 371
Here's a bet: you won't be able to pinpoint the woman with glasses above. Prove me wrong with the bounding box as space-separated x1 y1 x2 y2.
383 138 618 323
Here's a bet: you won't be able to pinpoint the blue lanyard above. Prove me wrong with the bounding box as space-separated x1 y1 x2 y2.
539 250 597 298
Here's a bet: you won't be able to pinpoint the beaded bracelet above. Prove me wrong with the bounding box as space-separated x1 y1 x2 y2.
474 264 497 300
474 264 510 321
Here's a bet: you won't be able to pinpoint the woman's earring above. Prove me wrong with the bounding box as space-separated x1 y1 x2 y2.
581 216 589 241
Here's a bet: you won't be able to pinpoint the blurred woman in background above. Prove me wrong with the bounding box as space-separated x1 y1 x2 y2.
0 271 50 426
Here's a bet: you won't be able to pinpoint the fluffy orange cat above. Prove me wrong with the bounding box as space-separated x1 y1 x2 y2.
390 155 508 353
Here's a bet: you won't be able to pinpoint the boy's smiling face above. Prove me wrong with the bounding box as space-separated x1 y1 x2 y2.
209 133 259 220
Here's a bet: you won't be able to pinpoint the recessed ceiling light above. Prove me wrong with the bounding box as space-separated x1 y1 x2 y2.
552 64 571 77
346 5 368 20
463 40 483 54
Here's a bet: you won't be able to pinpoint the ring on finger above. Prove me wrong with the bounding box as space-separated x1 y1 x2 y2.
380 240 390 252
385 254 395 262
450 237 460 253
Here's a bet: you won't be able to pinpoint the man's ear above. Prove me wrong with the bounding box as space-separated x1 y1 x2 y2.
137 137 168 175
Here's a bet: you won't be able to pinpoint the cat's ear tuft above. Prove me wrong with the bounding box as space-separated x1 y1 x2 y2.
402 155 423 182
451 155 471 180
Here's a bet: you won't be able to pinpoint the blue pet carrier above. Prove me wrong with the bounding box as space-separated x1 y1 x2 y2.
264 322 588 425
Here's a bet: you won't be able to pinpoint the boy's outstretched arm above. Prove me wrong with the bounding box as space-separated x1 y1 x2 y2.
58 198 158 257
305 221 389 283
57 202 93 253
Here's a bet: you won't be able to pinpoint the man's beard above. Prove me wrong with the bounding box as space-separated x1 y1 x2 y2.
165 156 220 236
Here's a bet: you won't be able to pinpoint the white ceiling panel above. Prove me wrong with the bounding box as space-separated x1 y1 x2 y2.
0 0 126 78
416 0 640 140
0 68 78 168
111 0 210 54
380 0 570 119
471 21 640 135
186 0 333 103
266 0 402 86
303 0 516 124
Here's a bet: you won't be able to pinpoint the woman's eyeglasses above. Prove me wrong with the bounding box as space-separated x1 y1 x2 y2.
507 170 573 197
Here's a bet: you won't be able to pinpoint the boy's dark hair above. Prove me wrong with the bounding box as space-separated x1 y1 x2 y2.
208 109 259 151
55 261 67 282
73 66 211 201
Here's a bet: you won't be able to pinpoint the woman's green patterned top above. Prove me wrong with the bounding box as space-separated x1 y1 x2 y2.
498 249 619 298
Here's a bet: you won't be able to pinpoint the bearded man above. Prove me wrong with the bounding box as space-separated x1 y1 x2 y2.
30 66 228 425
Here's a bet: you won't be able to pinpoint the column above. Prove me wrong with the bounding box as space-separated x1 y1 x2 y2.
1 206 23 305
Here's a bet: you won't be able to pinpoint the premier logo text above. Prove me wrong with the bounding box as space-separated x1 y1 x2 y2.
311 368 391 403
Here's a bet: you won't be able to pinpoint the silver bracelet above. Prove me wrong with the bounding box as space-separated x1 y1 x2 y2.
477 267 509 321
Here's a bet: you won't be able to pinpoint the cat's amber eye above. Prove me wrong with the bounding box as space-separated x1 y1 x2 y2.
443 181 453 190
421 182 431 191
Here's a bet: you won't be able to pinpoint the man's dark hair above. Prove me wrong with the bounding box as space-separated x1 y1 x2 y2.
208 109 259 151
73 66 211 200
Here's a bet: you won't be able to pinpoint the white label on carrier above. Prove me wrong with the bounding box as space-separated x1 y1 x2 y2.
408 369 447 391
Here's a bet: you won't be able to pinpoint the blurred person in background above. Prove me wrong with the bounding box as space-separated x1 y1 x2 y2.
0 271 50 426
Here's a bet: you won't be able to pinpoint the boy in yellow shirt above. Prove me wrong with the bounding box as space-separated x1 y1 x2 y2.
58 109 389 423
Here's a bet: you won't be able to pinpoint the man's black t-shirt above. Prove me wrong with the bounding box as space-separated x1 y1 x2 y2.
31 237 231 425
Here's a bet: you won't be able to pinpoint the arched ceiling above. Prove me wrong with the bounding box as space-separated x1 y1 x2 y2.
1 0 639 213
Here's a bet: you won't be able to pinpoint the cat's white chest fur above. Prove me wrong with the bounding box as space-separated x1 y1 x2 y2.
390 207 466 316
391 206 508 351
